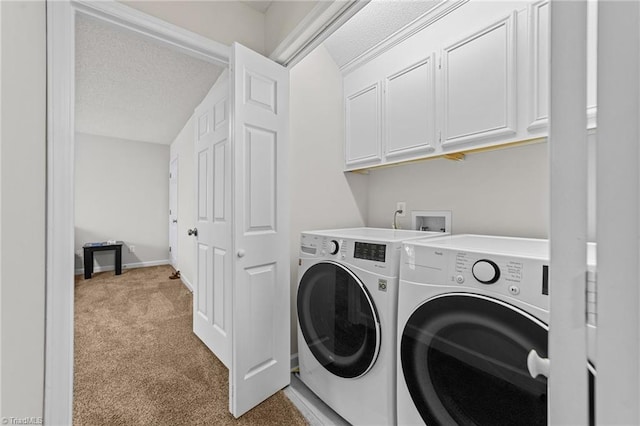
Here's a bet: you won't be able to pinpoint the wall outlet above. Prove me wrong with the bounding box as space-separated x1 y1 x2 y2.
129 245 135 253
397 202 406 217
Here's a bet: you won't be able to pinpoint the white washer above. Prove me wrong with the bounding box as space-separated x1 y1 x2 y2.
297 227 447 425
397 234 596 425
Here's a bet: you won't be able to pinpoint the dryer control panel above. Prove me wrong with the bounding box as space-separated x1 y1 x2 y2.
401 243 550 310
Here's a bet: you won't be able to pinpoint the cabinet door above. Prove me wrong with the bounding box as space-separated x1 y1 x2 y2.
345 82 381 168
528 0 550 131
441 13 517 147
528 0 597 131
384 55 437 160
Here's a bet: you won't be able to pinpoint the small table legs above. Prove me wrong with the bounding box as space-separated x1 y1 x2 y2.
83 243 124 279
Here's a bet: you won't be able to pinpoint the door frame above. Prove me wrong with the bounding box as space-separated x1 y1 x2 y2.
45 2 229 424
169 155 179 268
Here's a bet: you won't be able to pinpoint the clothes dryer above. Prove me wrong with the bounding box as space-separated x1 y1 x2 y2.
297 227 447 425
397 234 596 425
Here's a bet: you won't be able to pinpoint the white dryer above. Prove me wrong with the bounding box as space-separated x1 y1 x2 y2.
297 227 447 425
397 234 596 425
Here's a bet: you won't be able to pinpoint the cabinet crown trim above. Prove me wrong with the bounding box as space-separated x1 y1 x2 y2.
341 0 469 76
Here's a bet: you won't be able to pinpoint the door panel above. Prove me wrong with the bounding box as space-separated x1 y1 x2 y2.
244 126 276 232
230 42 290 418
193 70 232 368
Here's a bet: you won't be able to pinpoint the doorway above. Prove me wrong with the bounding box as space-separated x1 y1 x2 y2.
46 3 230 423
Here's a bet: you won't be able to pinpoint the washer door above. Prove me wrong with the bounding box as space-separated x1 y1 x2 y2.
401 294 549 425
297 261 381 378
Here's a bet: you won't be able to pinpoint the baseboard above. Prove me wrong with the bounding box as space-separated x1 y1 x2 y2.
180 275 193 292
74 259 170 276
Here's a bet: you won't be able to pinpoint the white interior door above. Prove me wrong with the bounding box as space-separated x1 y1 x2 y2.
169 157 178 267
193 71 232 368
229 42 290 418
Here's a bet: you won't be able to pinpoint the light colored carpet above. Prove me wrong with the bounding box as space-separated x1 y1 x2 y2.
73 265 307 425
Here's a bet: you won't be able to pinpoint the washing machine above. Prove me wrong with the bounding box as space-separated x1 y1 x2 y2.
397 234 596 425
297 227 448 425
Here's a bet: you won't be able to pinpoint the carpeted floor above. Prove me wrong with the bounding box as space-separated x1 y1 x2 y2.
74 265 307 425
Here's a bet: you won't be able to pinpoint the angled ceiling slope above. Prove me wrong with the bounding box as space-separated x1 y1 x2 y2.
324 0 441 69
75 13 224 145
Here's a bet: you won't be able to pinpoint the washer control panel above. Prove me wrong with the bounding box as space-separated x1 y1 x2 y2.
300 233 400 274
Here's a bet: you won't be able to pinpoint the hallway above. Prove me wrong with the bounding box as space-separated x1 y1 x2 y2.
73 265 306 425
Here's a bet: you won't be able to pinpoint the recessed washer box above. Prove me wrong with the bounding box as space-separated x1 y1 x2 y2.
411 210 452 233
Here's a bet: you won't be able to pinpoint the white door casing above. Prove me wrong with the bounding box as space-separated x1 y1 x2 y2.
169 157 178 267
193 70 232 368
229 42 290 418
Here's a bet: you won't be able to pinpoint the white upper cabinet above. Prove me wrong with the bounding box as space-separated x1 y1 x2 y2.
342 1 594 171
528 0 550 131
441 13 517 148
384 55 437 160
345 81 382 168
528 0 598 132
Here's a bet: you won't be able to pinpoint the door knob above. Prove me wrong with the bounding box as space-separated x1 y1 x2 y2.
188 228 198 237
527 349 550 379
237 249 245 258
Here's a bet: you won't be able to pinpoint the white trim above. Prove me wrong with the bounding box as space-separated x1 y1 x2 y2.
45 2 76 424
269 0 370 68
169 155 179 268
595 1 640 423
180 274 193 293
548 1 589 423
340 0 469 75
45 1 232 424
71 0 229 66
73 259 170 276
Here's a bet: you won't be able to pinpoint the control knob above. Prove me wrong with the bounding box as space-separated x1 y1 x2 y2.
472 259 500 284
329 240 340 255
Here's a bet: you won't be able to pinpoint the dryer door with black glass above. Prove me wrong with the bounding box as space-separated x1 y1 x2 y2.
297 261 381 379
400 293 550 426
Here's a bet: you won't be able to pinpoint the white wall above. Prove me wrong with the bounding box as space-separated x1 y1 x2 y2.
265 1 317 56
367 142 549 238
289 44 369 353
121 0 266 55
169 117 196 289
0 1 46 419
74 133 170 272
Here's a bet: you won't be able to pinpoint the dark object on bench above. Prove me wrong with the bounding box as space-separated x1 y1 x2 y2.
83 241 124 279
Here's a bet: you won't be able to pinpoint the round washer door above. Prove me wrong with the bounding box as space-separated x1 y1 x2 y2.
297 261 381 379
401 293 549 426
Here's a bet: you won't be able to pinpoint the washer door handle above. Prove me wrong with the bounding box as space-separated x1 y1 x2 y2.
527 349 550 379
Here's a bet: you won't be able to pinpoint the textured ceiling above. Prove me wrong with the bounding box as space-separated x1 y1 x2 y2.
76 14 224 145
324 0 442 69
242 1 274 13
